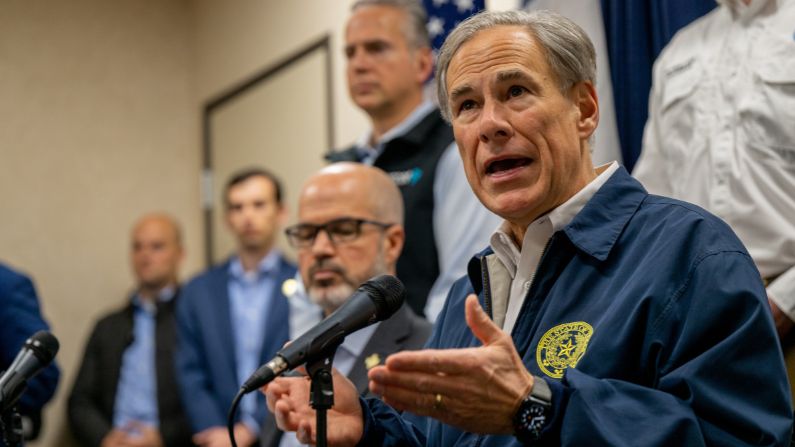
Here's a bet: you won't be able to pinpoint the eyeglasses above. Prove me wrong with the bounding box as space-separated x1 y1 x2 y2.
284 217 393 249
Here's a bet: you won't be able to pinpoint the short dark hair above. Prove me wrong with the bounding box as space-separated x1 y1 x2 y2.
351 0 430 50
224 167 283 208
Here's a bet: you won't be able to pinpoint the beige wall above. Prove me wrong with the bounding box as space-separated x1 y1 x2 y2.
194 0 370 148
0 1 368 445
1 1 511 445
0 1 201 445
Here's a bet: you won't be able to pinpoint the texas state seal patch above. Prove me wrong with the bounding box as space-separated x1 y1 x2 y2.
536 322 593 378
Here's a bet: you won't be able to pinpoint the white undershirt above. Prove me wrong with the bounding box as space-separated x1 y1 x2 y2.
490 162 619 334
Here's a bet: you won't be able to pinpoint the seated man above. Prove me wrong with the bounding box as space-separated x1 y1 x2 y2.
261 162 432 447
265 10 792 446
68 214 193 447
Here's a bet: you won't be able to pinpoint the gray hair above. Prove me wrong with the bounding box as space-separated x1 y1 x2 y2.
351 0 430 50
435 10 596 122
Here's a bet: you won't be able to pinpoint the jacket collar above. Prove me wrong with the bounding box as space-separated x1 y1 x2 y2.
561 167 646 262
467 167 647 291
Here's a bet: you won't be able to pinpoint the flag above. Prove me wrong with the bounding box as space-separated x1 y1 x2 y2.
523 0 622 166
424 0 485 52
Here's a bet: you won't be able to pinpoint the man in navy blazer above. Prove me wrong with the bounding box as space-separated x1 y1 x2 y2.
176 168 297 447
0 262 60 444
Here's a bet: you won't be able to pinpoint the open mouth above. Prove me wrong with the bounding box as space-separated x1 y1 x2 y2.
486 157 532 175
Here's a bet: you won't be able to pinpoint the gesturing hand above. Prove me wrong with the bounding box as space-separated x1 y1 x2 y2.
263 367 364 446
368 294 534 434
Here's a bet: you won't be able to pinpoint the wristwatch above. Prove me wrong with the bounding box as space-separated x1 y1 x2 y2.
513 375 552 444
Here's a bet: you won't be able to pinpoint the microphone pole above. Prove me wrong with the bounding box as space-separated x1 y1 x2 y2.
228 275 405 447
226 345 340 447
307 347 337 447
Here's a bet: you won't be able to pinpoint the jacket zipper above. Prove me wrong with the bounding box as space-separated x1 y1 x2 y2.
526 238 554 301
471 238 554 447
480 256 493 319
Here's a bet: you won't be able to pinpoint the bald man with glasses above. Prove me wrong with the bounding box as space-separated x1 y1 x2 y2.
260 162 431 447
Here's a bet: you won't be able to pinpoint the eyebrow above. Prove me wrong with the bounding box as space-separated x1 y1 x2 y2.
449 84 474 104
495 69 531 83
449 69 540 104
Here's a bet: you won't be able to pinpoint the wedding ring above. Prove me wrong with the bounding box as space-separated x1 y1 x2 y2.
434 393 443 410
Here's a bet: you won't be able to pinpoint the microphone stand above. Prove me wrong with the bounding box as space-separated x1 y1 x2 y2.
305 348 338 447
0 405 23 447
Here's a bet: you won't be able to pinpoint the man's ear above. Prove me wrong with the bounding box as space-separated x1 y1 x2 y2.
383 224 405 265
414 46 434 85
572 81 599 140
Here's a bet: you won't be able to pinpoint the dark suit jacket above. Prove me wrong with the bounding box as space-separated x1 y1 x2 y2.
175 256 296 435
0 263 60 442
67 291 194 447
259 304 432 447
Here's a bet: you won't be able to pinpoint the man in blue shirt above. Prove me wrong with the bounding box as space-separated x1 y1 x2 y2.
265 10 792 446
68 213 192 446
176 169 296 447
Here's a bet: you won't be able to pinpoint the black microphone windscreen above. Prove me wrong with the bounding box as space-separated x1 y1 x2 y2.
26 330 60 363
361 275 405 321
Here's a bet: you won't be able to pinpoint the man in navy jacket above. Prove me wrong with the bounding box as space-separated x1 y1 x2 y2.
177 168 296 447
0 262 59 443
264 10 792 446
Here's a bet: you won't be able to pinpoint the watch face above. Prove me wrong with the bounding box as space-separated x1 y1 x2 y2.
518 404 547 437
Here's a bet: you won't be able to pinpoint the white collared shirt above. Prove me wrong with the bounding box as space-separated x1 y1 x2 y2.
491 162 619 334
633 0 795 318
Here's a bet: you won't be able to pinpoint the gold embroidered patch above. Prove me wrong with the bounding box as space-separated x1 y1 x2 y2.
365 353 381 370
536 322 593 378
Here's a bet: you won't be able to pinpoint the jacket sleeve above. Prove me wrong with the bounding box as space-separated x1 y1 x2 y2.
67 323 113 447
548 252 792 447
174 285 226 432
356 397 426 447
355 277 471 446
0 269 60 414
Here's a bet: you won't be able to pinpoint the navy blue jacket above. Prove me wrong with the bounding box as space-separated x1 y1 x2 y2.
359 168 792 446
175 256 295 434
0 263 59 417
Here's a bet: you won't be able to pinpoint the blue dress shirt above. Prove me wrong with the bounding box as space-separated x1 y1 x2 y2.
113 287 176 431
228 251 281 435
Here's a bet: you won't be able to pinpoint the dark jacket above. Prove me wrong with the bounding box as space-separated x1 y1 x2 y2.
68 291 194 447
358 168 792 446
0 263 60 443
175 256 296 434
326 108 453 317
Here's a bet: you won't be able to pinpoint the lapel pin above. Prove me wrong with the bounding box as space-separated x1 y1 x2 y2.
365 353 381 370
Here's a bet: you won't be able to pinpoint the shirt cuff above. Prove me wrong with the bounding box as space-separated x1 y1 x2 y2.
768 267 795 322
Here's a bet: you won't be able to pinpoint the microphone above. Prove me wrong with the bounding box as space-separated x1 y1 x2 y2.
0 330 60 412
240 274 405 393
